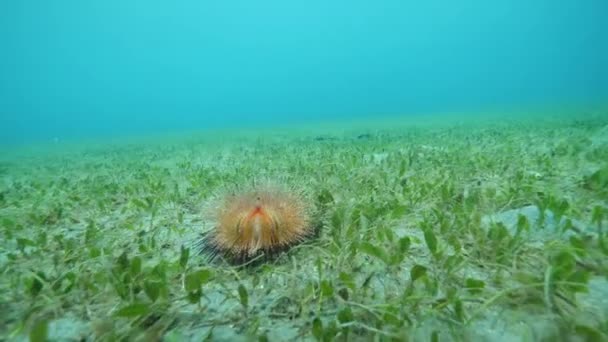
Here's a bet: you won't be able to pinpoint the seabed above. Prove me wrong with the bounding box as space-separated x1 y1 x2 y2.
1 110 607 341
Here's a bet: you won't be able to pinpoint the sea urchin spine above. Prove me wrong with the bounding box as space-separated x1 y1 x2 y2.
197 184 314 264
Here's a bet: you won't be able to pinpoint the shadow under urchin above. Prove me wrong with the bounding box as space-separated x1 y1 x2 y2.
193 220 322 267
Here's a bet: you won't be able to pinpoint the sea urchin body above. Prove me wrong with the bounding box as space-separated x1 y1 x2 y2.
198 184 314 264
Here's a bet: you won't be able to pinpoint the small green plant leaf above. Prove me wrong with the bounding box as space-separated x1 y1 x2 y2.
359 241 390 264
339 272 355 290
391 205 407 219
317 189 334 205
574 324 604 341
337 307 353 323
330 208 343 230
116 251 129 273
16 237 35 252
130 256 142 276
28 276 44 297
516 214 529 235
383 309 402 327
114 303 150 317
89 247 101 258
465 278 485 294
362 272 375 288
337 287 349 300
186 269 213 292
398 236 411 253
566 270 590 293
322 320 339 341
320 280 334 297
29 318 48 342
591 205 604 225
144 280 161 302
131 198 149 210
312 317 323 341
85 222 98 244
410 264 427 283
179 245 190 269
238 284 249 309
454 299 465 322
424 229 438 255
431 330 439 342
187 290 202 304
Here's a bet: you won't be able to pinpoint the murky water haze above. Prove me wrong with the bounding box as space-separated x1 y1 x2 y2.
1 0 607 145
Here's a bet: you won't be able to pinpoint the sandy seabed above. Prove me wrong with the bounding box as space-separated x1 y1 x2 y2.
1 111 608 341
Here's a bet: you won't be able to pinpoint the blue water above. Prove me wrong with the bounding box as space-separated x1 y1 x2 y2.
1 0 607 144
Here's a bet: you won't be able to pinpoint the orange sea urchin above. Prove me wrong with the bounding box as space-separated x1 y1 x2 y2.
196 183 315 264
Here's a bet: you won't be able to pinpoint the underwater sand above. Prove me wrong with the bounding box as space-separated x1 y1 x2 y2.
1 111 608 341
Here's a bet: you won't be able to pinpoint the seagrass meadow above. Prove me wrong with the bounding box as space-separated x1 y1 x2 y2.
1 111 608 341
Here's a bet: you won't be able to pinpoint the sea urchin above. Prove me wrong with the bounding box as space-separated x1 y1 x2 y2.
197 183 315 264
